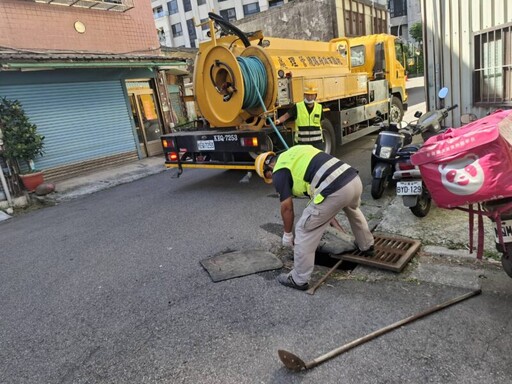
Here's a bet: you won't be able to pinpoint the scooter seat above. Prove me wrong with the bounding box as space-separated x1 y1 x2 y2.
397 144 421 156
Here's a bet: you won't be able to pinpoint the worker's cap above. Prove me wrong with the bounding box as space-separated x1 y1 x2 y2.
255 151 276 184
303 82 318 95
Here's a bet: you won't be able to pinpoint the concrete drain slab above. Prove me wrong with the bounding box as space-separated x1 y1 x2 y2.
331 233 421 272
201 250 283 282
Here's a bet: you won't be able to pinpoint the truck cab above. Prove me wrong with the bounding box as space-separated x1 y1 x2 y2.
348 34 408 120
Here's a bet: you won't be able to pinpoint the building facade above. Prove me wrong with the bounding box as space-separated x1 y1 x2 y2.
0 0 187 190
152 0 388 48
388 0 421 44
152 0 292 48
422 0 512 126
235 0 388 41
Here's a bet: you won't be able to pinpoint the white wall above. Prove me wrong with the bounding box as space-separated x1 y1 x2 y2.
422 0 512 125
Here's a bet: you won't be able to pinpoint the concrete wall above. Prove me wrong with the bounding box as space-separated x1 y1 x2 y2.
0 0 160 54
234 0 387 42
234 0 337 41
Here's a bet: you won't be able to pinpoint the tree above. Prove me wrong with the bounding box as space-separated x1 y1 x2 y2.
409 22 423 44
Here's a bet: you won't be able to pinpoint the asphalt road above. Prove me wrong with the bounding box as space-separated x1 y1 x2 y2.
1 161 512 383
1 77 511 383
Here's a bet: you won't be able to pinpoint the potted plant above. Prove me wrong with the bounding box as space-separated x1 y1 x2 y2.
0 97 45 192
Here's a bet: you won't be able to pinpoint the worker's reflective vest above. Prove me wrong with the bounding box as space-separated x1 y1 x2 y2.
295 101 323 144
274 145 351 204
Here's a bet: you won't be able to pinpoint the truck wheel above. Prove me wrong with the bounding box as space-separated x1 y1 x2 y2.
390 96 404 123
371 177 386 199
502 248 512 278
410 190 431 217
321 120 336 155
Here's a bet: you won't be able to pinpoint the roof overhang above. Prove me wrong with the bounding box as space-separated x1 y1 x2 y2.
30 0 134 13
0 52 189 74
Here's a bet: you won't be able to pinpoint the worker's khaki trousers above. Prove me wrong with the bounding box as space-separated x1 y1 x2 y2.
290 175 374 285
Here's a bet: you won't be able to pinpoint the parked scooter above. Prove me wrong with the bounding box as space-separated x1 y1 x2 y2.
392 88 457 217
482 198 512 277
370 114 412 199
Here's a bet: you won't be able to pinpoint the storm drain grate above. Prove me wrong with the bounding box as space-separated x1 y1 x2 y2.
331 233 421 272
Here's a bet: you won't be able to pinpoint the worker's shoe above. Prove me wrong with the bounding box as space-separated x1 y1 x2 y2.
359 245 375 257
277 273 309 291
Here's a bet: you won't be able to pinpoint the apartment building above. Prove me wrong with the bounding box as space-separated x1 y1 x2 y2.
389 0 421 44
152 0 291 48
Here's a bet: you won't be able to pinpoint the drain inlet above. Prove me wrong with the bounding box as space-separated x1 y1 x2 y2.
315 250 358 271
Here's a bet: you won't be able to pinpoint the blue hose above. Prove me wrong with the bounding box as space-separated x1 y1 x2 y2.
237 56 289 149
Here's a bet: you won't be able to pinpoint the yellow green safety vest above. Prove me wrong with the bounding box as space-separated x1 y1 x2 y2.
274 145 320 199
274 145 351 204
295 101 323 143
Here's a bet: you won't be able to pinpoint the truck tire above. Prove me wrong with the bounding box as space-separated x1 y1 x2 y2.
321 119 336 155
390 96 404 123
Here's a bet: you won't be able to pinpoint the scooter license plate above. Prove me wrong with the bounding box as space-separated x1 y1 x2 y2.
494 219 512 242
396 181 422 195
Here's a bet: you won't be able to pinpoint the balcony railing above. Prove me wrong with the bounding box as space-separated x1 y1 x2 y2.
154 10 169 19
32 0 134 12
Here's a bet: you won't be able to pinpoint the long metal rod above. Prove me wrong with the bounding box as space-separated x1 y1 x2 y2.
306 257 344 295
279 288 482 371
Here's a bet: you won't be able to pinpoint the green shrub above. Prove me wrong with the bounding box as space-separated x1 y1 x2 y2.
0 97 44 171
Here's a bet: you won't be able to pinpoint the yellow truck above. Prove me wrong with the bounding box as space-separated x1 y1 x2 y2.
161 13 407 173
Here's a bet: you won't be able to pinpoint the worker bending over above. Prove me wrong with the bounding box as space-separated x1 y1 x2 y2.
256 145 374 291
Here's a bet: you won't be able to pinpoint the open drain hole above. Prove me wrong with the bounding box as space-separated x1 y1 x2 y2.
314 251 358 271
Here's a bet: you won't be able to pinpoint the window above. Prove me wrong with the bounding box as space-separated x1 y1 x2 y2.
220 8 236 22
200 17 209 31
269 0 284 7
153 6 166 19
187 19 197 40
474 24 512 106
389 0 407 18
345 10 365 36
167 0 178 15
183 0 192 12
350 45 365 67
157 28 166 45
171 23 183 37
243 2 260 16
198 0 206 4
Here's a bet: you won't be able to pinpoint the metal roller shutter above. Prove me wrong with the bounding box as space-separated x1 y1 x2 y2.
0 81 136 170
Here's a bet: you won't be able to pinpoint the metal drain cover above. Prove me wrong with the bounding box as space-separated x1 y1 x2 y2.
331 233 421 272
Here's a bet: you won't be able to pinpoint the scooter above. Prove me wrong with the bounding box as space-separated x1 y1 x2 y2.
482 198 512 278
370 116 412 199
392 88 457 217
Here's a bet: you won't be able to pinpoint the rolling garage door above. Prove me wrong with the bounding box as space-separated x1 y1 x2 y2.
0 81 137 176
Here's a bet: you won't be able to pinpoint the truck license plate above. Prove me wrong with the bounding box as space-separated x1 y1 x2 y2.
197 140 215 151
396 181 422 195
494 219 512 242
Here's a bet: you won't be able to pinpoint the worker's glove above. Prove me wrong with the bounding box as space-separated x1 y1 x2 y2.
282 232 294 247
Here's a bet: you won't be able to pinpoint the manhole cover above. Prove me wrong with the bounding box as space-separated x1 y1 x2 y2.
331 233 421 272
